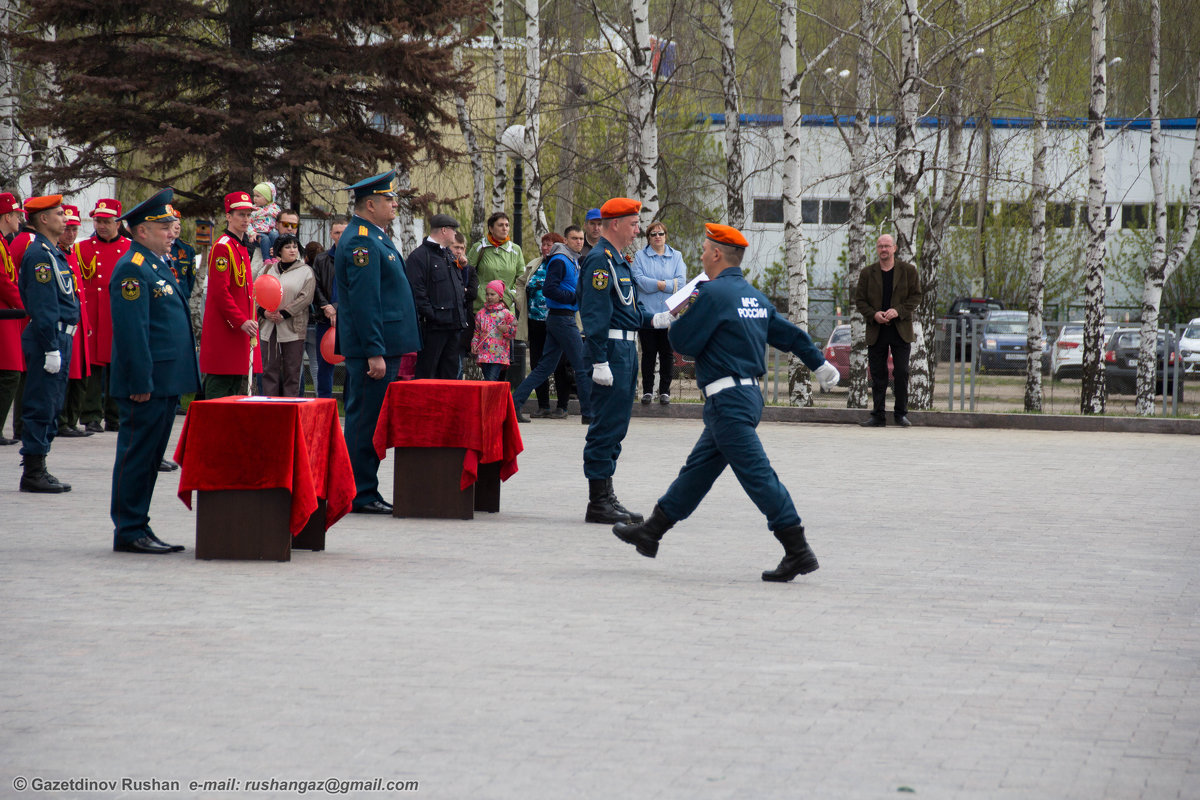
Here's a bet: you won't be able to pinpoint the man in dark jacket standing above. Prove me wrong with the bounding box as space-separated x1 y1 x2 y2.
406 213 469 379
308 217 345 398
854 234 923 428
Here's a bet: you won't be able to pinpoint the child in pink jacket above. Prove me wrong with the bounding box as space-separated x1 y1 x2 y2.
471 280 516 381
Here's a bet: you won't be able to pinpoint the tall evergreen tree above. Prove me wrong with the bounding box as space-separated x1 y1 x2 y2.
12 0 484 214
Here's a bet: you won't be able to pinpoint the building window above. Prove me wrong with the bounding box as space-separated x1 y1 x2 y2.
1122 204 1149 229
823 200 850 225
1046 203 1075 228
867 198 892 226
753 198 784 224
801 200 821 224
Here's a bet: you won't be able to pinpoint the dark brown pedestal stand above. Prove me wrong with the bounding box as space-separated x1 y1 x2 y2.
196 489 325 561
392 447 503 519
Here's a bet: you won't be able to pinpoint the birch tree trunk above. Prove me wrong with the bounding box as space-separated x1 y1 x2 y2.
491 0 509 216
1080 0 1109 415
454 22 487 242
719 0 744 228
629 0 660 227
395 168 418 257
523 0 548 240
554 4 586 231
1024 0 1050 412
846 0 877 409
0 1 30 192
1140 41 1200 414
895 0 930 408
779 0 811 406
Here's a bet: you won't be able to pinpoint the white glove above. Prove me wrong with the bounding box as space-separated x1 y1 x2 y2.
652 311 673 329
44 350 62 375
592 362 614 386
814 361 839 390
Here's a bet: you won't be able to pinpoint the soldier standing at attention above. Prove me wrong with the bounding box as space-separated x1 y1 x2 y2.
578 197 672 524
109 188 199 554
199 191 260 399
76 198 128 433
0 191 28 446
168 208 197 301
335 170 420 515
16 195 79 493
611 223 841 583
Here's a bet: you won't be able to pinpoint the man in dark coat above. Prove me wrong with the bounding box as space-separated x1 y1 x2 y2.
406 213 469 379
854 233 923 428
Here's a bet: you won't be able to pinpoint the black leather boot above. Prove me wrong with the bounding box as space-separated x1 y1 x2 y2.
19 454 69 494
585 478 633 524
612 504 674 558
761 525 819 582
606 477 643 523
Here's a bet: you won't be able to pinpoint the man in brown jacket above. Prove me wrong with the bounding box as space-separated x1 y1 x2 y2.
854 234 922 427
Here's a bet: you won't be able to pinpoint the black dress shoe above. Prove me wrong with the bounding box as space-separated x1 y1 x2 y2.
894 415 912 427
105 421 120 432
57 425 91 437
516 411 531 423
580 415 592 425
84 421 104 433
0 436 17 446
158 459 180 471
859 416 886 427
114 536 175 554
352 500 393 514
146 531 185 552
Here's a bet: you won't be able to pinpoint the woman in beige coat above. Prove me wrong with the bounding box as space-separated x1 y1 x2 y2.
259 234 316 397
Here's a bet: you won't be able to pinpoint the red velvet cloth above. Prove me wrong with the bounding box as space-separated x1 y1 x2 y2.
174 397 355 535
373 379 524 490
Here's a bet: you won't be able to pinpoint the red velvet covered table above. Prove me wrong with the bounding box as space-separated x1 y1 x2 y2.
174 397 356 559
372 379 523 518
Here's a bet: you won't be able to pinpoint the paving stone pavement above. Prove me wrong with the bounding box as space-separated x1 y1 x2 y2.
2 416 1198 800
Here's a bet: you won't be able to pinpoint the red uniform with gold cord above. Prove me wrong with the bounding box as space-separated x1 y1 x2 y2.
75 199 129 367
62 242 93 380
0 234 26 373
199 230 261 374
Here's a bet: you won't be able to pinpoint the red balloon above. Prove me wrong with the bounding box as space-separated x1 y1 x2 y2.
320 327 345 364
253 274 283 312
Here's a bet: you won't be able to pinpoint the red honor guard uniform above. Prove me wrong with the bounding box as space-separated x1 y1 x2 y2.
75 198 129 368
200 230 261 376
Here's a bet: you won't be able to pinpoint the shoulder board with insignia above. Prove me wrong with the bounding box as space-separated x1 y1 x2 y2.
217 235 230 246
604 249 613 259
41 242 53 252
358 225 368 236
131 252 144 266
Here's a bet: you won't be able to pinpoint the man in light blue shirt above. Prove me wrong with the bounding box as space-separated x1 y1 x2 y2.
631 221 687 404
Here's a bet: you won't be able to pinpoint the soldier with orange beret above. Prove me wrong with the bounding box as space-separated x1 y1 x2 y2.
55 204 94 437
612 223 841 583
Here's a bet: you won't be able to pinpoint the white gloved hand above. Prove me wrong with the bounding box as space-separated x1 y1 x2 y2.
652 311 673 329
592 362 614 386
44 350 62 375
814 361 840 390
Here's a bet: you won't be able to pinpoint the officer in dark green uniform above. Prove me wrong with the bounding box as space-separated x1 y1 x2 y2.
109 188 199 554
611 223 841 582
16 195 79 493
578 197 672 524
335 170 421 514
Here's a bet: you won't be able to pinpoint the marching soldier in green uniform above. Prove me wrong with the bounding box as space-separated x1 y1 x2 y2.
335 170 421 514
108 188 199 553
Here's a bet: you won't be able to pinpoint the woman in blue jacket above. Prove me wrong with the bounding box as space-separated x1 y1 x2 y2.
631 221 687 404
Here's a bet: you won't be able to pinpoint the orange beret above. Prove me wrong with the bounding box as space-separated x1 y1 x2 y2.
705 222 748 249
24 195 63 214
62 205 81 225
0 192 20 215
91 198 121 218
600 197 641 219
225 191 255 212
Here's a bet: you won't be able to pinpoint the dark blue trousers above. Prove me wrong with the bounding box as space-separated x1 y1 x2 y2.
513 314 593 416
111 395 178 545
343 355 402 507
656 385 802 532
19 330 72 456
315 322 336 398
583 338 637 480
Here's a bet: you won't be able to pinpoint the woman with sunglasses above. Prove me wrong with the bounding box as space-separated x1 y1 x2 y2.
631 221 687 405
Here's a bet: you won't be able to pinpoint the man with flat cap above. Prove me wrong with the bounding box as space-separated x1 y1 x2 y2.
16 194 79 493
335 170 420 514
0 191 27 445
200 190 260 399
406 212 470 379
578 197 672 524
611 223 841 583
108 188 199 554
